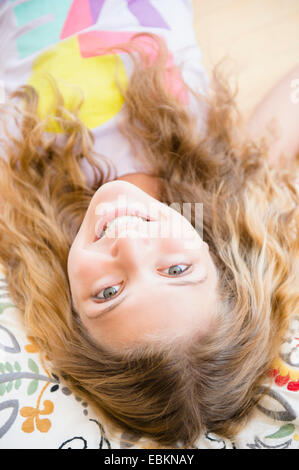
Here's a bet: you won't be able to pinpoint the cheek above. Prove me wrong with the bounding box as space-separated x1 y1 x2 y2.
67 249 95 314
67 245 97 295
67 242 83 280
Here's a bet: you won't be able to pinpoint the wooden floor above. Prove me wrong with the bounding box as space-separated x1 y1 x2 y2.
192 0 299 119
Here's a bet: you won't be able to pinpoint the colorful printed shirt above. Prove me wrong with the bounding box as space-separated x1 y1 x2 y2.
0 0 209 184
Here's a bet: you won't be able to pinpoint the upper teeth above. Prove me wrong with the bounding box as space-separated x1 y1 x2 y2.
100 215 149 238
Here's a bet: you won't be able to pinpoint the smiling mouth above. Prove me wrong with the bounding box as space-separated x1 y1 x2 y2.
94 207 154 241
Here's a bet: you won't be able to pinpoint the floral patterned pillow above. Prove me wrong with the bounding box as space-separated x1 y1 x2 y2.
0 265 117 449
0 264 299 449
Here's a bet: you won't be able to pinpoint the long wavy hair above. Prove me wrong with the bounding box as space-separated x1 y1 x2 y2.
0 33 298 447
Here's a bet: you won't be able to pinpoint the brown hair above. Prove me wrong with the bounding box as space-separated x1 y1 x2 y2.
0 33 298 447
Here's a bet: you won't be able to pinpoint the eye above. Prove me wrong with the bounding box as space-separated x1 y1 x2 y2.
94 283 122 301
161 264 190 276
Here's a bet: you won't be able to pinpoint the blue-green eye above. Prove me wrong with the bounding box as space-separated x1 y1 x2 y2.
164 264 190 276
96 284 122 300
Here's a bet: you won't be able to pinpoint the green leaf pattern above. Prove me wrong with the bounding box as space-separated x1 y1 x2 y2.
266 423 296 439
0 286 58 439
28 358 39 375
0 358 51 397
0 303 15 315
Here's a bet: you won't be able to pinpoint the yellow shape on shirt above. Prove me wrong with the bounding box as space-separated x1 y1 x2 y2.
28 36 127 132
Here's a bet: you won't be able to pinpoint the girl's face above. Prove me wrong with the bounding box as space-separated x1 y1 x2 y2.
67 181 219 349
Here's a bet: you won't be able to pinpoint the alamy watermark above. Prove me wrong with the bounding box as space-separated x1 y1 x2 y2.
94 195 204 247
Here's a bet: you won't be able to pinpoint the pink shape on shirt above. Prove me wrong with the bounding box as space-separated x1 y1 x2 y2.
60 0 93 40
78 31 189 104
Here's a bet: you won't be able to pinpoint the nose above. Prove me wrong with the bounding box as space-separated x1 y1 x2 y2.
110 234 152 268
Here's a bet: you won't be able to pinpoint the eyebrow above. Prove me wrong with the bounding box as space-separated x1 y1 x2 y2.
88 274 208 320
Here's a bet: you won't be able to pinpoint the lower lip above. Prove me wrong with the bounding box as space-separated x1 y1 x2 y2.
94 206 153 241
